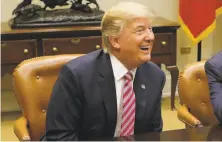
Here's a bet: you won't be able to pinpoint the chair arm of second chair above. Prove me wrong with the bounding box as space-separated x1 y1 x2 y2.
177 105 203 128
14 116 31 141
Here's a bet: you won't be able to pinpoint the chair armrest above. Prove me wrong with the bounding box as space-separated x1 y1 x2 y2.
177 105 203 127
13 116 31 141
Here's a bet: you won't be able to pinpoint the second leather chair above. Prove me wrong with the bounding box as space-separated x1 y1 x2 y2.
177 61 219 128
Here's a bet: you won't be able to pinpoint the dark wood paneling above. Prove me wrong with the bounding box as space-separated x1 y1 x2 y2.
43 36 101 55
1 40 37 64
152 33 173 54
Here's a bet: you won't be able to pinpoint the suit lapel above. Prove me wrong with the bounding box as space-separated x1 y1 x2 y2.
133 65 149 131
98 53 117 136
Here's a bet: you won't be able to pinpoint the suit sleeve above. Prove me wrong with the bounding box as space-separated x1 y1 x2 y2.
151 72 166 132
205 60 222 124
46 65 82 140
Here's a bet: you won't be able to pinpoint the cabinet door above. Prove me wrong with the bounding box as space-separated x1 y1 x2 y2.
1 40 37 64
43 36 102 55
152 33 173 55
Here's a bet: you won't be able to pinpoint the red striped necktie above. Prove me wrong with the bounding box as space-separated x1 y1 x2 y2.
120 72 136 136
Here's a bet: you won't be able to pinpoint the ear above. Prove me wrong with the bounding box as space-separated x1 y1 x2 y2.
108 36 120 49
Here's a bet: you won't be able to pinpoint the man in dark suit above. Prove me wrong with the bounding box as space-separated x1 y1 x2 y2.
45 1 166 140
205 51 222 124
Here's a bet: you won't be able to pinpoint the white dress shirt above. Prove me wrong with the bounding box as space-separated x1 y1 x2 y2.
109 54 137 137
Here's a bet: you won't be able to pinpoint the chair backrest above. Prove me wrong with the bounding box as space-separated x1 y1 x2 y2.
13 54 83 140
178 61 219 126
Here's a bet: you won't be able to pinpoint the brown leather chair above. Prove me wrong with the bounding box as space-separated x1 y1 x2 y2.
177 61 219 128
13 54 83 141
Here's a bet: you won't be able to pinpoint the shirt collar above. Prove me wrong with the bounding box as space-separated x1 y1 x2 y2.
110 53 137 81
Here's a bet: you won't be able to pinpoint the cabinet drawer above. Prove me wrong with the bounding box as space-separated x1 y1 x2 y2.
43 36 102 55
152 33 173 54
1 40 37 64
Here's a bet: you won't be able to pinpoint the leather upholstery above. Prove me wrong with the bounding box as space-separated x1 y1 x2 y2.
13 54 83 141
177 61 219 127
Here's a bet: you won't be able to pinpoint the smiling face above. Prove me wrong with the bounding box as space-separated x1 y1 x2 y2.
110 17 154 70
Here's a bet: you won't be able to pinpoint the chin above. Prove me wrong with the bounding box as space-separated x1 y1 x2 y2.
141 54 151 63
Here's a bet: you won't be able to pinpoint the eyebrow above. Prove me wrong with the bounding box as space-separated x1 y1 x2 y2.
134 25 145 29
133 24 152 30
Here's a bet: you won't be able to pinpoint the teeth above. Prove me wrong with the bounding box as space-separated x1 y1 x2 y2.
141 47 148 50
140 46 151 50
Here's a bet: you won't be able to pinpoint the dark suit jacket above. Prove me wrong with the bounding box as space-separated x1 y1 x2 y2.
45 49 166 140
205 51 222 124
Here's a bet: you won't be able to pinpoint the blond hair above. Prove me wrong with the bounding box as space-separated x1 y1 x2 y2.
101 2 154 53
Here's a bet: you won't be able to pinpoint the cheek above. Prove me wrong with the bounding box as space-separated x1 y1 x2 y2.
119 34 131 45
128 37 141 49
119 35 144 52
123 36 137 47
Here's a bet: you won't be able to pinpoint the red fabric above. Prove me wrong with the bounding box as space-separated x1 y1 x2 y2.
179 0 222 38
216 1 222 10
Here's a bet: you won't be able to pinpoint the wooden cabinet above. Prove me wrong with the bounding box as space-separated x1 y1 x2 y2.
43 36 102 55
1 40 37 64
1 17 180 111
152 33 173 55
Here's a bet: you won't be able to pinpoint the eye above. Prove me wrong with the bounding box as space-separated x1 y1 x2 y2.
136 29 145 34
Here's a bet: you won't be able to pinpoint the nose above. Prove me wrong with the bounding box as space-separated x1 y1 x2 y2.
144 29 154 42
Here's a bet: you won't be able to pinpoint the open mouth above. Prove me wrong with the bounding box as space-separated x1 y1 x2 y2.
140 46 151 51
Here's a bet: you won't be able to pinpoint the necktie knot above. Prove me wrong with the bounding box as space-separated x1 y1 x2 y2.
124 72 133 81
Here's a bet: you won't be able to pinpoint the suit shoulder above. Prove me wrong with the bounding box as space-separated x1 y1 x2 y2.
205 51 222 69
142 61 166 89
143 61 165 77
64 49 102 72
145 61 164 73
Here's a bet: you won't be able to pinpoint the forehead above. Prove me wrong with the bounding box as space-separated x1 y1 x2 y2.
126 17 151 29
